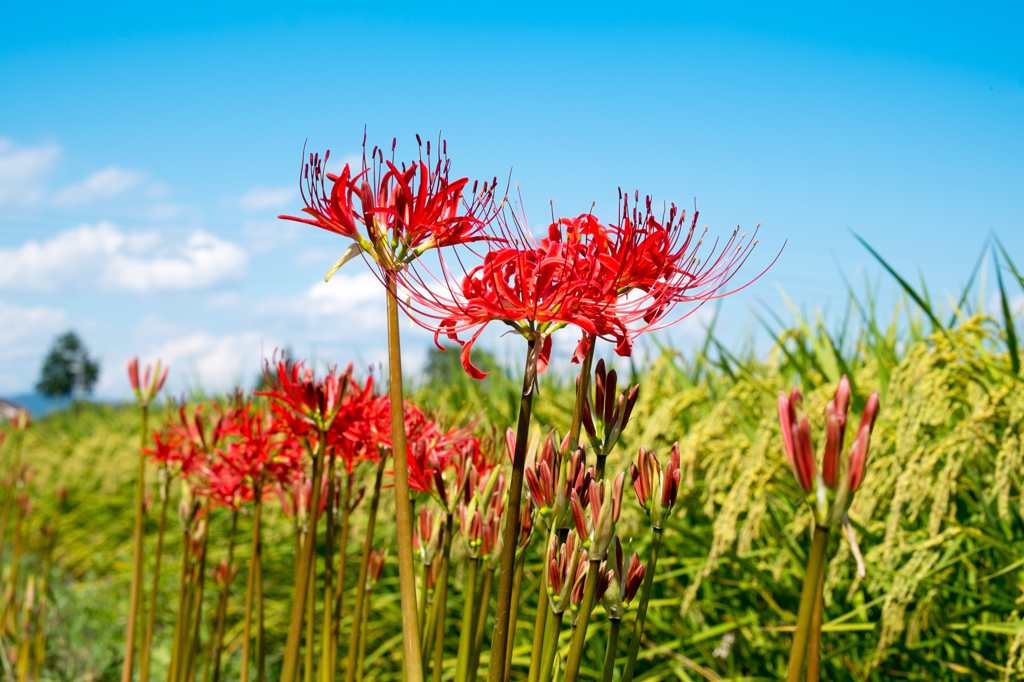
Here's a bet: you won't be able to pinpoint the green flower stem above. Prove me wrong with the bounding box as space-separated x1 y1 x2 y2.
432 514 455 682
121 404 149 682
140 476 171 682
487 338 537 682
345 455 386 682
421 587 439 681
331 471 354 680
568 335 596 451
621 527 663 682
601 620 620 682
538 611 564 682
282 430 329 682
319 448 339 682
209 508 239 682
785 525 828 682
303 556 316 682
563 560 599 682
594 456 607 484
356 584 372 682
455 557 481 682
256 537 266 682
240 479 263 682
385 287 426 682
527 530 554 682
417 561 431 645
186 523 210 682
469 566 495 682
503 553 527 682
167 526 190 682
805 546 828 682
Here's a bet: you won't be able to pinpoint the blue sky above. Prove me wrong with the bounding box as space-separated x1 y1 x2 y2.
1 2 1022 399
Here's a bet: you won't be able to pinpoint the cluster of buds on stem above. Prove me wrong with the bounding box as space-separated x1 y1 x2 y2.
552 447 594 533
212 558 238 587
600 537 646 620
127 356 168 408
366 548 388 589
414 505 445 567
581 360 639 458
778 376 881 527
547 532 584 615
630 443 681 530
570 473 625 558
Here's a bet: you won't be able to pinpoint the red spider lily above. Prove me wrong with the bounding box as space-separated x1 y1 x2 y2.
127 356 168 406
581 359 640 457
570 474 625 557
278 135 499 276
414 505 445 566
778 388 815 494
367 548 388 586
397 212 633 380
258 357 352 434
327 375 384 471
524 430 562 515
547 532 584 614
848 392 880 492
570 549 594 606
146 427 205 480
629 443 681 529
777 377 881 526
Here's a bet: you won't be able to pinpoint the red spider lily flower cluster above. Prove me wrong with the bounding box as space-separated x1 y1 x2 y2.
581 359 640 458
127 356 168 407
570 474 625 557
600 537 646 620
777 376 881 526
630 443 681 530
279 135 500 279
404 410 495 512
395 190 771 381
547 532 585 615
258 358 352 434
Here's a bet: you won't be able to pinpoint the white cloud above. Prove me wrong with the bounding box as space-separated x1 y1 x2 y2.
241 220 299 253
0 138 60 205
0 299 67 392
52 166 145 205
0 222 248 293
147 331 273 392
258 271 388 336
238 186 297 211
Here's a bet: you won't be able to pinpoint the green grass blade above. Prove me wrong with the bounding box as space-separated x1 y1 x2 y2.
992 246 1020 374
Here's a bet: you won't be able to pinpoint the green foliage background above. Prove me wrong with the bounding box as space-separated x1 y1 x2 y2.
6 244 1024 681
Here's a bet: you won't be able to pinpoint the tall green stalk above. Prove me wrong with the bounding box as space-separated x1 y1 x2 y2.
240 479 263 682
281 431 328 682
785 526 828 682
141 474 171 682
805 539 828 682
303 555 316 682
122 404 149 682
167 525 191 682
385 287 425 682
344 456 386 682
537 611 564 682
330 471 355 680
319 449 338 682
356 584 372 682
530 338 594 682
487 338 537 682
502 554 526 682
469 565 495 682
455 558 480 682
620 528 663 682
185 523 210 682
431 514 455 682
562 559 599 682
210 509 240 682
600 620 620 682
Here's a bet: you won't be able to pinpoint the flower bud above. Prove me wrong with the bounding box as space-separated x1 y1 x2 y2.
848 391 880 492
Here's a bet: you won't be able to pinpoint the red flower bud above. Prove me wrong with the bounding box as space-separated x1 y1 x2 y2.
848 391 880 492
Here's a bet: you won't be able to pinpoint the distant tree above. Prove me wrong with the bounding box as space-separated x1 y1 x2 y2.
36 331 100 401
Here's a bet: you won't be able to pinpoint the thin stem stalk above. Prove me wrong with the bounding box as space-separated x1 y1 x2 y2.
469 566 495 682
211 509 240 682
502 554 526 682
319 448 338 682
344 456 386 682
562 560 599 682
431 514 455 682
455 558 480 682
805 542 828 682
141 480 171 682
487 338 537 682
385 287 425 682
785 526 828 682
601 620 620 682
538 611 564 682
121 404 149 682
240 481 263 682
621 528 663 682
